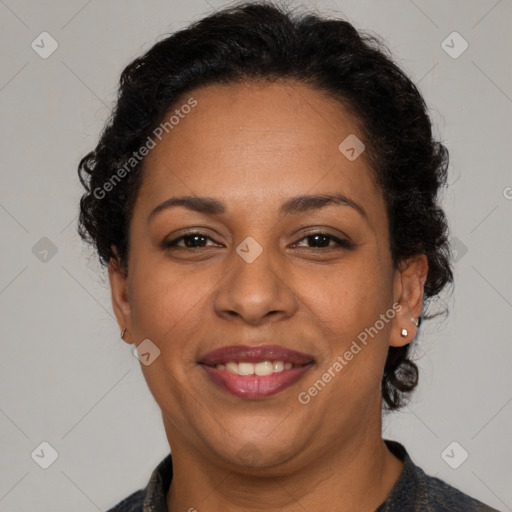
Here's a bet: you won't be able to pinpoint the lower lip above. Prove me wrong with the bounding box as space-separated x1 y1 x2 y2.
200 363 313 399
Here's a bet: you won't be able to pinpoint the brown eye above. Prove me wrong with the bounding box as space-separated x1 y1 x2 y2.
293 232 354 250
163 233 218 249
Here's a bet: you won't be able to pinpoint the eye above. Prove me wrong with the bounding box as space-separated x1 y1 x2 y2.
162 232 220 249
292 232 354 250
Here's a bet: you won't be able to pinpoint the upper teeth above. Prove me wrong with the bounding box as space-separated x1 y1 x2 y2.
215 360 294 376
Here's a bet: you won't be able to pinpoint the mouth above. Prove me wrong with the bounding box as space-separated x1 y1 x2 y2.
198 345 315 400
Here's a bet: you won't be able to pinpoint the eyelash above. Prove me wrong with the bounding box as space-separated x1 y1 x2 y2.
162 231 354 252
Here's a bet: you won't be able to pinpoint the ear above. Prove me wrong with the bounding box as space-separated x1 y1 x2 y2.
108 246 134 345
390 254 428 348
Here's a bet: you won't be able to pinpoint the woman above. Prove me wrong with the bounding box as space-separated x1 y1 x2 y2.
77 2 499 510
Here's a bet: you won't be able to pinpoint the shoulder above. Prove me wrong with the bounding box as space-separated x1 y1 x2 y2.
420 469 500 511
381 440 500 512
104 452 173 512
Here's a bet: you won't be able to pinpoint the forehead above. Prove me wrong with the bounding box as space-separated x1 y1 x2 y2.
137 80 383 218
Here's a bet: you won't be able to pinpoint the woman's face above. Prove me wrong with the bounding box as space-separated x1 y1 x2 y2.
110 80 425 471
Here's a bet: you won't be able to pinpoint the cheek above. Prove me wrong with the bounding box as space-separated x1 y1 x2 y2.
128 257 210 345
296 258 393 384
127 263 210 412
297 257 390 335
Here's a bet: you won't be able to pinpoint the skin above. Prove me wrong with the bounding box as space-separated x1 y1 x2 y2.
109 80 428 512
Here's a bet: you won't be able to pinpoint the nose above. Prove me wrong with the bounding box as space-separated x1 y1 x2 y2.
213 244 299 326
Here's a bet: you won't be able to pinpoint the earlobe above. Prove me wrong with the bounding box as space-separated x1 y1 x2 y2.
390 254 428 348
108 248 133 345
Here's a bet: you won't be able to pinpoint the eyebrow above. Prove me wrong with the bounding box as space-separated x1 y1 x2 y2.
148 193 367 223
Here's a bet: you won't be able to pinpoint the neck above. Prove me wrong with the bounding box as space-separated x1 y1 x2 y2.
165 420 403 512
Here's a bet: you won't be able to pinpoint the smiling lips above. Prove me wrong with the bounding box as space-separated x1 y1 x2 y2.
198 345 315 399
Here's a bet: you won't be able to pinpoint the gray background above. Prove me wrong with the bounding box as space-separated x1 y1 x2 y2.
1 0 511 511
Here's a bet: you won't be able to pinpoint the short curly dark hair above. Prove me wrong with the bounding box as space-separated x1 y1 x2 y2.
77 0 453 410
